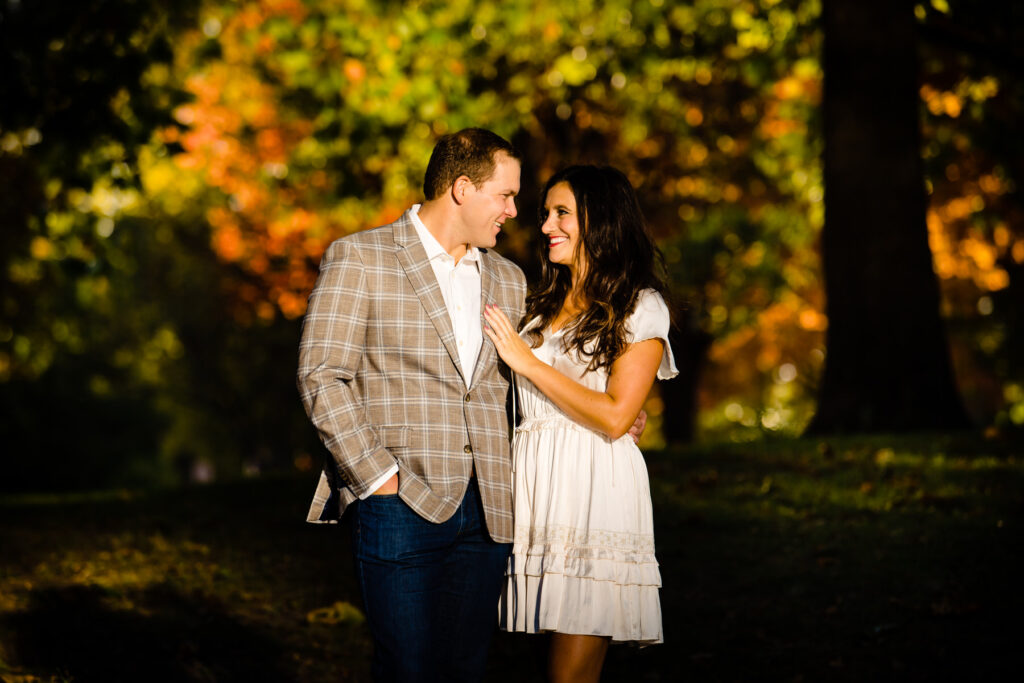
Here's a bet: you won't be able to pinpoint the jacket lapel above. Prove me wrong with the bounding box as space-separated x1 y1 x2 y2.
471 249 498 388
392 212 465 385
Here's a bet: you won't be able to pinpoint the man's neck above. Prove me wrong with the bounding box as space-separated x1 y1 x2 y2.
417 200 469 263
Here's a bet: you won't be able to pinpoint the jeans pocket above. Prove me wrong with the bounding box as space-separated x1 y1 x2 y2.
356 495 409 561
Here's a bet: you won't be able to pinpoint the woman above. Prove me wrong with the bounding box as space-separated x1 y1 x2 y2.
484 165 677 682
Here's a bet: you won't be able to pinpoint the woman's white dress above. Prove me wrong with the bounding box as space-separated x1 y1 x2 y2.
499 289 678 645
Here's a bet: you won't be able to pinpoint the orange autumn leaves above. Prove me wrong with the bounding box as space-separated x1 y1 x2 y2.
169 16 327 322
164 1 425 323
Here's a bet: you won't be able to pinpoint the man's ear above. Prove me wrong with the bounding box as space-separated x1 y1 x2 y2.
451 175 472 205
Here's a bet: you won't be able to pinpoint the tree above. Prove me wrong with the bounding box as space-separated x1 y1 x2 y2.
808 0 970 433
916 0 1024 431
169 0 826 444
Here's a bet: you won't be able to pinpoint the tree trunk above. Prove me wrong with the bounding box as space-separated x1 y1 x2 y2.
661 306 711 445
807 0 970 433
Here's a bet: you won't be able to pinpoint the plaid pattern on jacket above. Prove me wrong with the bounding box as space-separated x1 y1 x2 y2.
297 209 527 542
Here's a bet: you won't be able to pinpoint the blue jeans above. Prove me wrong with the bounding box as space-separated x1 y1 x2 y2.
351 480 511 682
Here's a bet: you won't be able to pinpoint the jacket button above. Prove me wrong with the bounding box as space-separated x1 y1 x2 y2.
464 393 471 402
464 445 473 454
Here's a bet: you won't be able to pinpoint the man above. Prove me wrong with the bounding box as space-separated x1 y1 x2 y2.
297 128 526 682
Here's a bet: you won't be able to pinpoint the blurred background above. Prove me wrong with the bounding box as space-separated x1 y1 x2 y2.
2 0 1022 493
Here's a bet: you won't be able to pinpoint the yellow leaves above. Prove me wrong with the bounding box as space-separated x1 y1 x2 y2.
741 240 765 267
344 58 367 82
929 210 1010 291
15 534 217 595
716 135 737 154
759 102 805 139
264 0 309 23
733 8 773 52
256 128 287 162
992 224 1010 248
635 138 662 159
773 76 804 100
139 148 202 215
306 600 366 625
685 106 704 126
960 236 996 271
722 183 743 202
921 84 962 117
942 93 963 118
210 211 244 262
977 173 1004 195
552 52 596 87
45 211 76 237
799 309 827 332
1013 241 1024 264
276 290 308 319
29 237 53 260
688 142 709 164
965 76 999 102
675 176 702 197
543 21 561 42
704 286 825 417
731 6 755 30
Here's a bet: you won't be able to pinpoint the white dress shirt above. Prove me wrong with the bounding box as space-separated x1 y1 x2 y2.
361 204 483 497
410 204 483 385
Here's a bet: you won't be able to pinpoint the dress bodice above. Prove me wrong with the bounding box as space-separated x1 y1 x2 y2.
513 288 678 424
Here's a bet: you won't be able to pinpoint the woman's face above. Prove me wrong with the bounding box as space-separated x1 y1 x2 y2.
541 181 584 275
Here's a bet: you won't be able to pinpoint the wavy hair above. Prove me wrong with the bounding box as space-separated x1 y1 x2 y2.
524 165 667 371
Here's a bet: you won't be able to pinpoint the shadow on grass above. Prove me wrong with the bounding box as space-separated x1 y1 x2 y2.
4 583 289 682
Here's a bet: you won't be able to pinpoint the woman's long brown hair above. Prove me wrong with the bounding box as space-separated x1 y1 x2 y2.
524 165 667 372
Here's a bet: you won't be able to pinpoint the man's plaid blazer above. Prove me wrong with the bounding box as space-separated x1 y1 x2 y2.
297 209 527 543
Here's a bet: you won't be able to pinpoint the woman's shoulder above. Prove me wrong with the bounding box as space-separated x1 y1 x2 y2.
631 288 670 321
627 288 679 379
624 288 671 341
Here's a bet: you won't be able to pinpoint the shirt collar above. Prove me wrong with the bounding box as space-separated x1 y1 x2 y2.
410 204 481 267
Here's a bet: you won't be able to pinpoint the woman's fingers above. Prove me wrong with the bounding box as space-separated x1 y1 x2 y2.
483 304 514 338
483 304 533 372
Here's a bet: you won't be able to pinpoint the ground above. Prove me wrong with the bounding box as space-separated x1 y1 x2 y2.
1 433 1020 682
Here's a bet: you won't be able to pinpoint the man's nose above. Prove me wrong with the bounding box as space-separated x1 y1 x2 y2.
506 198 517 218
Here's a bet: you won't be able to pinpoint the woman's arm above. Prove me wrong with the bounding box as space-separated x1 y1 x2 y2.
483 304 663 440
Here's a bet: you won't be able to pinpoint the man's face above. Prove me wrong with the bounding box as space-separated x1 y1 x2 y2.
459 152 520 248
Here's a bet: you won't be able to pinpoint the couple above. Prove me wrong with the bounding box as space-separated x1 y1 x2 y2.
297 128 677 682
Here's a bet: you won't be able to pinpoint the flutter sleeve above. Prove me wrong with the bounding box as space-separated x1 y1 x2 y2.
625 289 679 380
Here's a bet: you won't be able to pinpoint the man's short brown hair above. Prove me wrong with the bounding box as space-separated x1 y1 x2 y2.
423 128 521 200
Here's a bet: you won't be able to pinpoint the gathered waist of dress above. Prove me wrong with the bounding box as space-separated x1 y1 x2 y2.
514 413 633 445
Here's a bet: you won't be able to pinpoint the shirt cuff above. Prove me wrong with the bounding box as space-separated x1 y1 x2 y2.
358 465 399 499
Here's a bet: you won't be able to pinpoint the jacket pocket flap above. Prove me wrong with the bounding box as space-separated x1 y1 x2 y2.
376 426 409 447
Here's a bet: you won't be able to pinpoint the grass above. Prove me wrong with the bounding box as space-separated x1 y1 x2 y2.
1 433 1021 682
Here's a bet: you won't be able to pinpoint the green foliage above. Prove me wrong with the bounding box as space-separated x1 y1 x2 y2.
3 0 1022 489
175 0 826 442
0 0 205 489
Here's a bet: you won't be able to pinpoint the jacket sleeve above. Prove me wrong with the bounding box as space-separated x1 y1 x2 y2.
296 239 395 497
